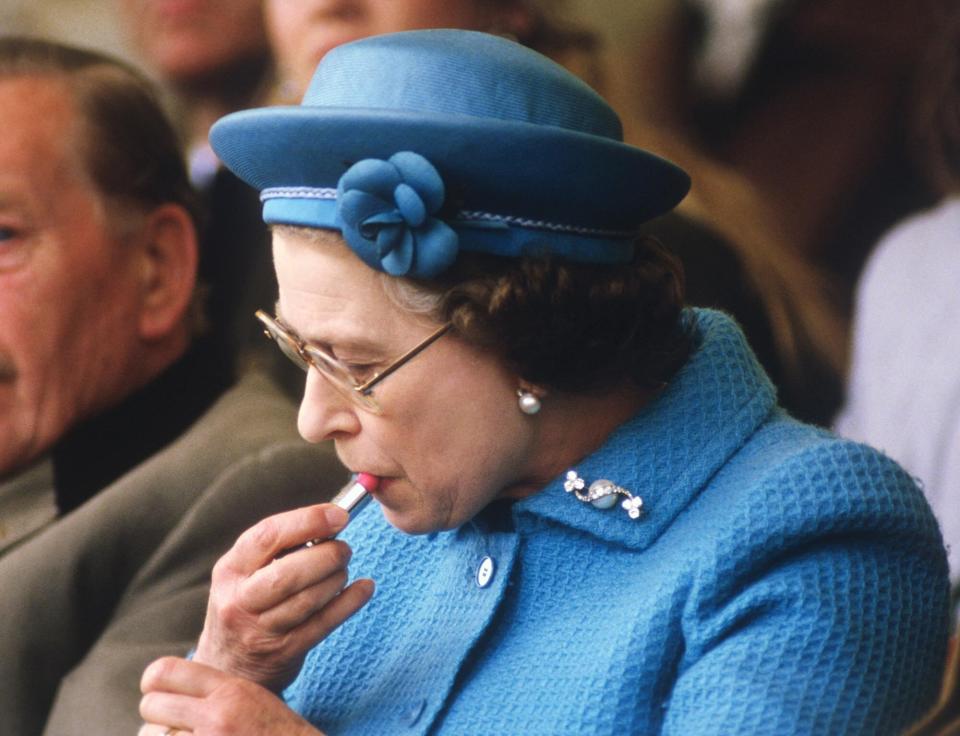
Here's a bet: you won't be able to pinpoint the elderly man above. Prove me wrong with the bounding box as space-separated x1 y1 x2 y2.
0 38 344 736
0 36 213 550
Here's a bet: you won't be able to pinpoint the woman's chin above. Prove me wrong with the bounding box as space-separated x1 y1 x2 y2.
379 506 439 536
373 478 462 534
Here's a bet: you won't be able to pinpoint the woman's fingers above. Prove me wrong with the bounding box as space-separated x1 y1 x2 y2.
217 576 376 672
189 502 371 692
238 539 352 614
139 664 326 736
254 568 349 633
221 504 349 575
293 578 375 646
137 725 176 736
141 656 226 697
139 692 195 734
140 658 229 731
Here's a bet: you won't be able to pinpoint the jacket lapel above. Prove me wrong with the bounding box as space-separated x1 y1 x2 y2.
514 309 777 551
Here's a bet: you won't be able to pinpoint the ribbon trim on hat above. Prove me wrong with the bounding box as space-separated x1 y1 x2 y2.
334 152 458 278
260 152 641 276
262 187 638 239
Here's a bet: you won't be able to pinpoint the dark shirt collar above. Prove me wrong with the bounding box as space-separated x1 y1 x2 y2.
51 338 232 515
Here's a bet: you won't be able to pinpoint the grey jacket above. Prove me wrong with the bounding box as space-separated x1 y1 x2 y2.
0 372 347 735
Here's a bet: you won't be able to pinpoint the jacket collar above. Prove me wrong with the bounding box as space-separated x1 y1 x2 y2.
513 309 776 550
51 338 232 515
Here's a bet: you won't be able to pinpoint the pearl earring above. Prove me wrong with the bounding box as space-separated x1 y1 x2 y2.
517 389 541 415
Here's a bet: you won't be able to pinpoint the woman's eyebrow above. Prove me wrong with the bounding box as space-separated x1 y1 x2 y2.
272 300 385 355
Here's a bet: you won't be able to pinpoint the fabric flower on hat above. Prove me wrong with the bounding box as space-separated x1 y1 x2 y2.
336 151 458 277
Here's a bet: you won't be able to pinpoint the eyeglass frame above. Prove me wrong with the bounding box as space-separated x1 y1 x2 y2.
255 309 451 414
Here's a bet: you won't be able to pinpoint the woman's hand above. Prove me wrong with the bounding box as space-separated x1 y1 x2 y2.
139 657 323 736
192 503 374 692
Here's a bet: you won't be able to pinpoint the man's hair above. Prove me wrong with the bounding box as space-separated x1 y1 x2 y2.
0 36 199 225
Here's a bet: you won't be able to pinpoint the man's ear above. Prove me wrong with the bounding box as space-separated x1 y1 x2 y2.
134 202 198 341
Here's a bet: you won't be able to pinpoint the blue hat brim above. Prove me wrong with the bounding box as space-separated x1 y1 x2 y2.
211 107 690 232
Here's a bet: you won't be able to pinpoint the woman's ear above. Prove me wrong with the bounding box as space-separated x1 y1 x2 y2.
134 202 199 341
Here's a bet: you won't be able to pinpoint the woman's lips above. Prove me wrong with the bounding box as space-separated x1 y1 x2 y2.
346 469 393 493
354 472 379 492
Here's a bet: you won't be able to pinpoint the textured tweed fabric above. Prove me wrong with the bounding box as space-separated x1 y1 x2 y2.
285 309 949 735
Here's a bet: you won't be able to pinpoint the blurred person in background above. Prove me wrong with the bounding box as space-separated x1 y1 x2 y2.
117 0 270 185
265 0 598 104
835 2 960 607
632 0 944 300
117 0 282 380
0 37 343 735
837 9 960 733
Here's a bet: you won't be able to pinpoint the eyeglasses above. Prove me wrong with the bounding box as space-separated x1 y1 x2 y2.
255 309 451 414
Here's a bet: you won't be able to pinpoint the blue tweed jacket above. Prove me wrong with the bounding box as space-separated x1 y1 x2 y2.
285 310 949 735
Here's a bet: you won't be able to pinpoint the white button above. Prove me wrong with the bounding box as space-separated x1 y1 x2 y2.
476 556 496 587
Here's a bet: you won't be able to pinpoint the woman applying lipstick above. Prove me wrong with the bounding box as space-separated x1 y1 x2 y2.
139 31 948 736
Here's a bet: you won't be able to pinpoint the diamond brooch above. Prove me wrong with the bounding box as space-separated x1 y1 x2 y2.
563 470 643 520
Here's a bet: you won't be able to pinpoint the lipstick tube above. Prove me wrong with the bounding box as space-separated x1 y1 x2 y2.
330 472 377 519
279 473 378 557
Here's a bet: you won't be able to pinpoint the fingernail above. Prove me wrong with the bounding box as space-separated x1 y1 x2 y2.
324 505 348 530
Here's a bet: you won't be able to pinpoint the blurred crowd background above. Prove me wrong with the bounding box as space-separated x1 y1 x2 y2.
4 0 950 427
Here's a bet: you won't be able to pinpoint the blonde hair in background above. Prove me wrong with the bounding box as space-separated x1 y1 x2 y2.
533 3 850 385
641 128 850 382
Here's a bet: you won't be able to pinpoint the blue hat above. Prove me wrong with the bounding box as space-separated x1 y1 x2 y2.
211 29 690 278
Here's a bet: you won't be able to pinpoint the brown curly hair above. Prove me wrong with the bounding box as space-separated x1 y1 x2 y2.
381 236 691 393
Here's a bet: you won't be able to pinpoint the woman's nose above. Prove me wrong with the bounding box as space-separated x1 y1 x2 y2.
297 369 362 443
